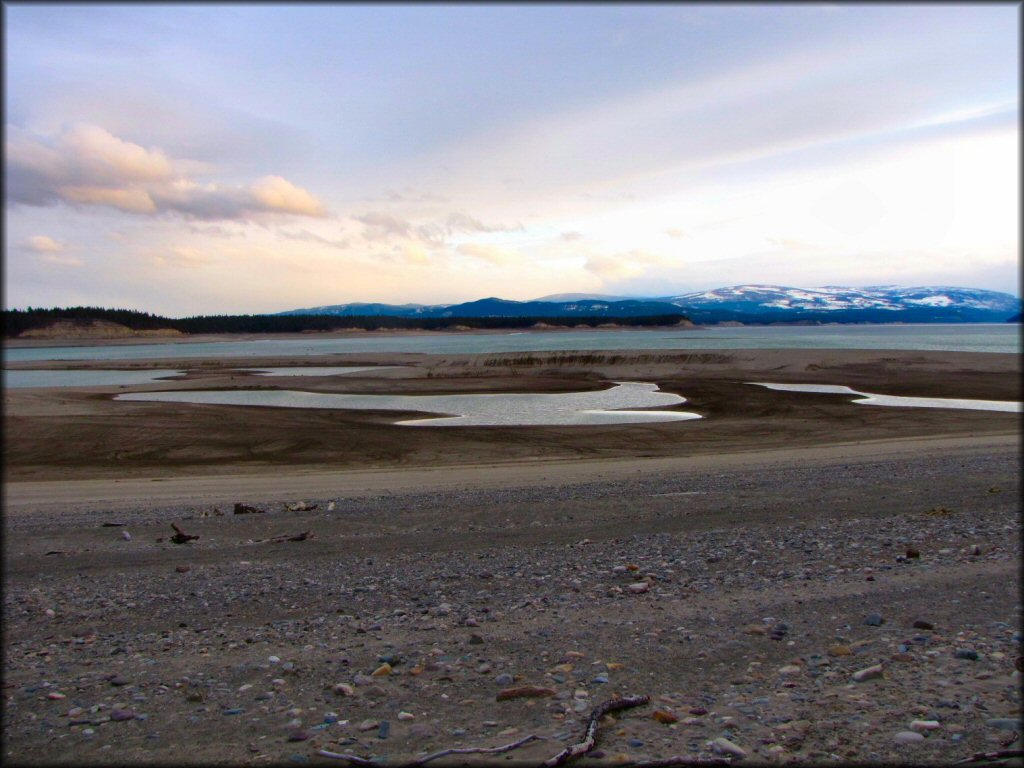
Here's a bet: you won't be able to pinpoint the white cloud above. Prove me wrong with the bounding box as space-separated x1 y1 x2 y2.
6 123 327 221
456 243 520 266
24 234 65 252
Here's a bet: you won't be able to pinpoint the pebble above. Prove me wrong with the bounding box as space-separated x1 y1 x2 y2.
110 709 135 721
627 582 650 594
627 739 644 748
469 634 484 645
864 613 884 626
894 731 925 745
332 683 355 696
397 711 415 721
910 720 941 731
378 721 391 739
358 719 379 732
268 656 281 664
592 674 610 684
986 718 1022 731
913 620 934 630
46 692 66 700
223 708 244 716
371 663 392 677
287 730 311 742
778 665 802 676
954 649 979 661
852 664 884 682
495 674 515 686
121 531 132 541
828 645 853 656
709 737 747 758
496 686 556 701
652 710 679 724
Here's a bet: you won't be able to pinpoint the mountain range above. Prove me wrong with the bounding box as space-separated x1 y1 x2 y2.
279 285 1021 324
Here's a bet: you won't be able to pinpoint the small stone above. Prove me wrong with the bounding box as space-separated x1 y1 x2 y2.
332 683 355 697
627 739 644 748
47 692 66 700
495 674 515 686
627 582 650 594
911 720 941 731
852 664 884 682
986 718 1022 731
110 709 135 721
689 707 708 716
378 721 391 739
864 613 884 626
287 730 311 742
223 708 244 716
906 547 920 559
175 565 190 573
121 531 132 541
709 737 747 758
397 711 415 721
592 674 610 684
894 731 925 745
109 676 130 686
828 645 853 657
469 634 484 645
268 656 281 664
954 649 979 660
743 624 767 636
358 719 379 732
778 665 802 676
371 663 392 677
913 620 934 631
652 710 679 724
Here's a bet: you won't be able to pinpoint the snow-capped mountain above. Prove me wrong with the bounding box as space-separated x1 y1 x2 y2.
279 286 1020 324
659 285 1020 323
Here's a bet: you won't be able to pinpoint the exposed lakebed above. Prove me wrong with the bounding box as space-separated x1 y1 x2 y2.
751 383 1022 413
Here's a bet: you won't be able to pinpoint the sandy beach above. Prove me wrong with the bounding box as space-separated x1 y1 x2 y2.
2 346 1021 765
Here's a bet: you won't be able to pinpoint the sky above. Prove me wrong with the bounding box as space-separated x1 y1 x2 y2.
4 3 1020 315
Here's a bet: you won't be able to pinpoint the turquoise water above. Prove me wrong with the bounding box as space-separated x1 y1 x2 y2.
3 324 1018 363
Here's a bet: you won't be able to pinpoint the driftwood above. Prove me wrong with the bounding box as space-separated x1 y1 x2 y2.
250 530 314 545
316 734 541 766
170 523 199 544
544 695 650 767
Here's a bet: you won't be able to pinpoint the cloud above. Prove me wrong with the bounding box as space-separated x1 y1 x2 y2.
584 250 667 282
456 243 520 266
561 231 584 241
355 212 413 239
6 123 327 221
152 245 209 268
355 210 522 246
665 227 688 239
24 235 65 253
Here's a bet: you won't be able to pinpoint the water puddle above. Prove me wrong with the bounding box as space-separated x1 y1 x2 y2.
750 382 1021 413
116 381 702 426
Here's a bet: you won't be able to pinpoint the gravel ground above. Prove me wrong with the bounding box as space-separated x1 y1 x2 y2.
3 447 1021 766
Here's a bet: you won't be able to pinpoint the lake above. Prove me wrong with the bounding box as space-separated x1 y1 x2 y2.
3 323 1019 363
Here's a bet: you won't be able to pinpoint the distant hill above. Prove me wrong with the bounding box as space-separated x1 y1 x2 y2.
658 285 1021 324
279 285 1020 325
280 297 688 319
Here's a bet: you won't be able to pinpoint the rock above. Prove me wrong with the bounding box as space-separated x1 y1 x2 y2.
742 624 767 635
223 708 244 716
778 665 802 676
954 649 979 661
353 674 374 686
985 718 1022 731
110 709 135 721
592 674 609 684
46 692 66 700
469 634 484 645
496 686 556 701
852 664 884 682
709 737 747 758
906 547 920 559
358 719 379 732
865 613 884 626
287 730 311 742
371 663 392 677
121 531 132 541
913 620 934 630
769 623 789 641
175 565 190 573
378 721 391 739
828 645 853 656
894 731 925 745
397 711 415 721
268 656 281 664
627 582 650 594
109 675 130 686
910 720 941 731
332 683 355 697
689 707 708 716
652 710 679 724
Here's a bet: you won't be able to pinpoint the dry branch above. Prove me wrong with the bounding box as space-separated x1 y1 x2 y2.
953 748 1024 765
170 523 199 544
544 694 650 767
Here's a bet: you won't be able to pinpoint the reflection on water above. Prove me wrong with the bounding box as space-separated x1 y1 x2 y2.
750 382 1022 413
116 381 702 426
2 369 186 388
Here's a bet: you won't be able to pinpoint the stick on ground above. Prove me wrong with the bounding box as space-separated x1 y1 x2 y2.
544 694 650 767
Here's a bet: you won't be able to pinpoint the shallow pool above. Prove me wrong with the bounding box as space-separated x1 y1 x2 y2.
750 382 1021 413
115 381 702 426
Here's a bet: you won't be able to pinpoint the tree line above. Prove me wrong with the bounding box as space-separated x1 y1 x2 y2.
2 306 689 337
